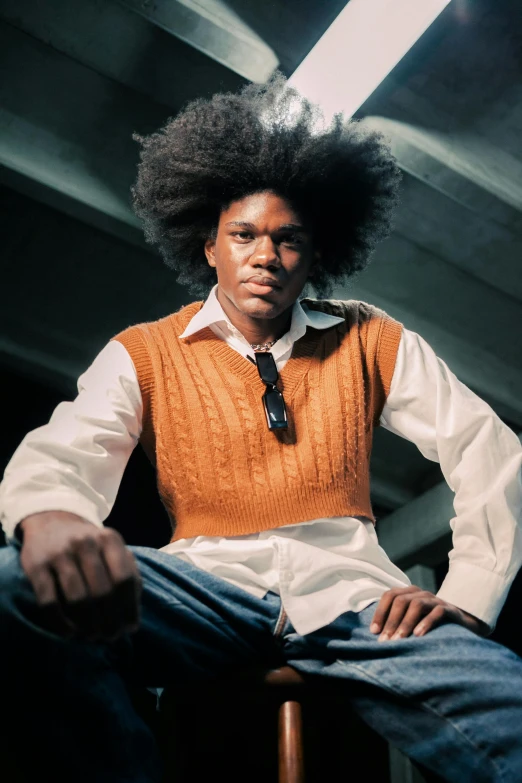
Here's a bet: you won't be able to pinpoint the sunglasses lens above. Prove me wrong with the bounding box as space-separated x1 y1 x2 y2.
255 352 279 385
263 388 288 429
254 351 288 429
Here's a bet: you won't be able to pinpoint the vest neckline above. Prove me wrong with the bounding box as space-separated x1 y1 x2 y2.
173 300 340 399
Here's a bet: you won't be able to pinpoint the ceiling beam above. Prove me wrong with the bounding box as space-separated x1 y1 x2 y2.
0 164 147 252
362 116 522 234
0 0 245 111
117 0 278 82
0 21 165 249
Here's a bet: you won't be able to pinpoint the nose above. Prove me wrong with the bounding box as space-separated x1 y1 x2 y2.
251 235 280 268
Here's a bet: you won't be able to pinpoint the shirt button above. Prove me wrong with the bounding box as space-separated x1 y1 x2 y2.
283 570 294 582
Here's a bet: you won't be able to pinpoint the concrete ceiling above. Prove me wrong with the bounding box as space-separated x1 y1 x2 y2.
1 0 521 568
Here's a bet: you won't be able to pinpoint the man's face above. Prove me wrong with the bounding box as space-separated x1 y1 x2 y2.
204 190 319 322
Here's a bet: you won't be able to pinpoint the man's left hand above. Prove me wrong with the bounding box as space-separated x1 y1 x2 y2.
370 585 489 641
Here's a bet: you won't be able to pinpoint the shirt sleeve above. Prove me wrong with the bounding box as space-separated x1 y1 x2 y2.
0 341 143 544
379 327 522 631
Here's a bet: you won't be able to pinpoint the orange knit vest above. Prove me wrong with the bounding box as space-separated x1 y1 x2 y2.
111 298 402 542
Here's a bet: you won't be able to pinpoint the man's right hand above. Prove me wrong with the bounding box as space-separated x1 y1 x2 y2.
17 511 142 642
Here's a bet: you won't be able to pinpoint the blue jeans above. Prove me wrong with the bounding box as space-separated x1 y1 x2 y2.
1 541 522 782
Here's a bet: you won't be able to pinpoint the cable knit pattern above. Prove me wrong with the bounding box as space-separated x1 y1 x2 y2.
188 348 238 510
111 298 402 542
155 326 205 516
234 384 269 496
304 367 332 487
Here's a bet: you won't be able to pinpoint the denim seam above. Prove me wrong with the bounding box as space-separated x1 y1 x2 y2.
273 603 288 638
335 658 506 782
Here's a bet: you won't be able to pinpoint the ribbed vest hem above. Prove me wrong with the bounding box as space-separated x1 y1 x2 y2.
169 487 374 542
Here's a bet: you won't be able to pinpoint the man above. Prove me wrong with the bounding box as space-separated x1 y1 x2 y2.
1 73 521 782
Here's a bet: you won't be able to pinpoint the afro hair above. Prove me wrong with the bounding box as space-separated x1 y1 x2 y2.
131 71 402 298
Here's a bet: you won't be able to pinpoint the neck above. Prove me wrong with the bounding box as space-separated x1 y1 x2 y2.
216 287 294 345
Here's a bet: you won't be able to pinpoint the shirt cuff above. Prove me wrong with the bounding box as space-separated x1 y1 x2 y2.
1 492 103 544
436 560 513 634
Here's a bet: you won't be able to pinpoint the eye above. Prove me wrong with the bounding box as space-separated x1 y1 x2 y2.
232 231 253 241
280 233 303 246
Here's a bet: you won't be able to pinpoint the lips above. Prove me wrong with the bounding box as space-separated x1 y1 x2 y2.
245 275 281 288
243 277 282 296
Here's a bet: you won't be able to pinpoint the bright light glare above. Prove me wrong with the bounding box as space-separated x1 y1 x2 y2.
287 0 452 125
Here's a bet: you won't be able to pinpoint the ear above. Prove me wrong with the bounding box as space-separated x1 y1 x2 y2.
204 237 216 268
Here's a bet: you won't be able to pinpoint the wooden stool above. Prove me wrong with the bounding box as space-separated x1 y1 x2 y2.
231 665 306 783
159 664 308 783
157 664 400 782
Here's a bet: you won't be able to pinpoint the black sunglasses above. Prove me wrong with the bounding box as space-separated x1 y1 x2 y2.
254 352 288 430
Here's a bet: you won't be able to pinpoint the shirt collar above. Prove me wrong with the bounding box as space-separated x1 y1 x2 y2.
178 284 344 343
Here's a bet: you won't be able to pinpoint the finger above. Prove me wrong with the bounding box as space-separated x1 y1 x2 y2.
72 538 116 639
99 532 142 631
379 594 415 641
24 559 60 606
100 530 139 585
73 536 113 597
370 592 395 634
24 563 77 638
73 538 141 642
413 605 449 637
50 552 90 603
50 554 102 639
62 580 140 643
389 598 434 640
371 587 420 634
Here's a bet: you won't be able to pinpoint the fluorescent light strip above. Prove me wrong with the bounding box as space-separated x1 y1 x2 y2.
288 0 452 123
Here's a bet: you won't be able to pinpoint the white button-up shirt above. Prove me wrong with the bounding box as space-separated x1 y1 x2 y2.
1 285 521 635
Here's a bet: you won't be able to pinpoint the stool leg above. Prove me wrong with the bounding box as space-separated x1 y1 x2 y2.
278 700 304 783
